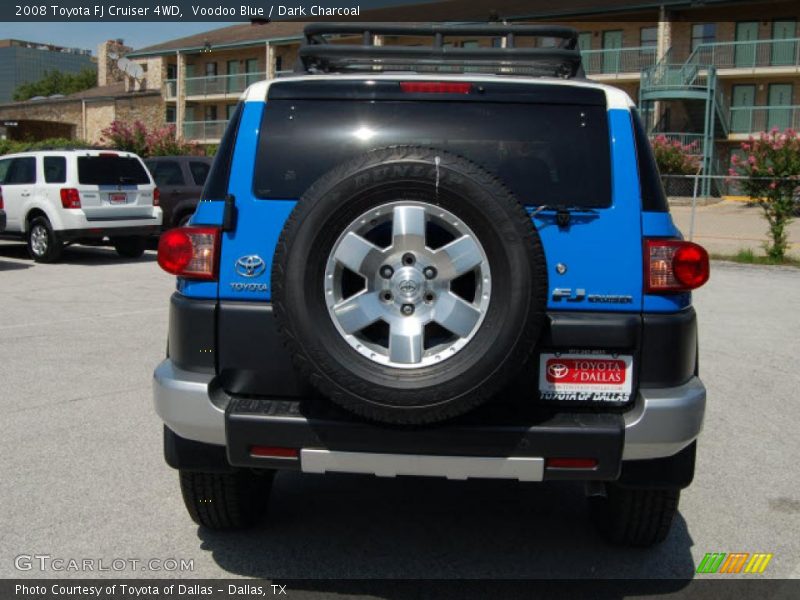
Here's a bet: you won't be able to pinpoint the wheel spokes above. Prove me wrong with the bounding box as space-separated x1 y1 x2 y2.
333 232 384 276
433 235 483 279
391 205 427 251
332 291 383 334
388 318 424 364
433 292 482 338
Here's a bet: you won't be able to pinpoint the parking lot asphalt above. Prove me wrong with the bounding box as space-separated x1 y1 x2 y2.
1 239 799 583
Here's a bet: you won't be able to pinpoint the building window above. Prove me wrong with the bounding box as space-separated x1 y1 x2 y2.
275 55 283 73
204 105 218 121
226 104 237 120
691 23 716 51
578 32 592 52
640 26 658 48
166 64 177 79
205 62 217 76
166 106 176 123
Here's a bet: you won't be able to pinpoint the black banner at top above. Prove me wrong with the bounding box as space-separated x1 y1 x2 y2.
4 0 427 22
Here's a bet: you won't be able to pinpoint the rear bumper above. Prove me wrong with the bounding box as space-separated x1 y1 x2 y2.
57 224 162 242
153 359 705 480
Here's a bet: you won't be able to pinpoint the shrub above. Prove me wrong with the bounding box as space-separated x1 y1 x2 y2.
650 135 701 175
0 138 92 156
729 128 800 261
100 120 202 158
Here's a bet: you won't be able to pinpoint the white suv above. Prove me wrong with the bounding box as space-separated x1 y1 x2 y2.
0 149 162 262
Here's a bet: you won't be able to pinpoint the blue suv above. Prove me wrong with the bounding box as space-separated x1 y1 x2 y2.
154 24 709 547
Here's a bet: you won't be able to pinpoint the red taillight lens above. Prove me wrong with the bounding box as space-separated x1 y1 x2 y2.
157 227 220 280
250 446 299 459
546 458 598 469
153 187 160 206
0 186 4 210
645 239 709 293
400 81 472 94
60 188 81 209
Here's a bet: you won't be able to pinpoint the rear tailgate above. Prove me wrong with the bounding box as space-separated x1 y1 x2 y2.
74 152 156 220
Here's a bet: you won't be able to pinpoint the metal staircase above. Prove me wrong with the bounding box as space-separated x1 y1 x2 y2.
639 48 729 197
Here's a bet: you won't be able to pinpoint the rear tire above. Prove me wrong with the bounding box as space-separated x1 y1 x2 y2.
272 147 548 424
27 216 63 263
112 236 146 258
179 470 274 530
589 484 680 547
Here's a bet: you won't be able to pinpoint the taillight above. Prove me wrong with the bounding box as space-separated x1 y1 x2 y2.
400 81 472 94
645 239 709 293
60 188 81 209
153 187 160 206
157 227 220 280
545 457 598 469
0 186 4 210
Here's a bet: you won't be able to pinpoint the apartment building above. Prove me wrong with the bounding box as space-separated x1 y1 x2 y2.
121 0 797 190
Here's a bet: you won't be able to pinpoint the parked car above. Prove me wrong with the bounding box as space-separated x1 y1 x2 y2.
145 156 212 229
0 190 5 232
0 149 161 262
154 24 710 547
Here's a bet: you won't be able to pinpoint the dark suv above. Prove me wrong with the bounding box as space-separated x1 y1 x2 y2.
153 24 709 547
145 156 212 229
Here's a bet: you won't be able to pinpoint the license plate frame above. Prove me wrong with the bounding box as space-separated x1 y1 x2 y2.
109 192 127 204
538 352 634 404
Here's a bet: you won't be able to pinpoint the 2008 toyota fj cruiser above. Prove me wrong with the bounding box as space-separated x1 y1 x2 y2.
154 24 709 547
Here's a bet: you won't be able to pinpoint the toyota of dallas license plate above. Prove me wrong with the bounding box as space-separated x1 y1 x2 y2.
539 352 633 404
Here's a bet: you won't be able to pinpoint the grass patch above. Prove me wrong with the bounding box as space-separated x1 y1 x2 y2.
710 248 800 268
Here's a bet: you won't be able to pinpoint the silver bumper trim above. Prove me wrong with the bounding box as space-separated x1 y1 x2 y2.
623 376 706 460
153 360 225 445
301 449 545 481
153 358 706 463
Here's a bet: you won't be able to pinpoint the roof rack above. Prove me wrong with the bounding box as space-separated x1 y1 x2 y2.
297 23 585 79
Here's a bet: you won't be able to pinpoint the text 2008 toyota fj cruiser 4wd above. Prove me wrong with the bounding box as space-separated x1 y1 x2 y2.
154 24 709 547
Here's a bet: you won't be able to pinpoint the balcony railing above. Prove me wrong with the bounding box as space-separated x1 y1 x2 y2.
641 63 711 92
183 120 228 141
582 46 657 75
729 105 800 134
184 72 266 97
688 37 800 70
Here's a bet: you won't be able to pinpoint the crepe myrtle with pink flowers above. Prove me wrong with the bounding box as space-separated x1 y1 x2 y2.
100 120 204 158
730 128 800 261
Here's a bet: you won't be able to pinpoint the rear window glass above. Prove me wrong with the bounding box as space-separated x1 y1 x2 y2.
255 100 612 208
148 160 184 186
44 156 67 183
189 161 210 186
78 156 150 185
631 110 669 212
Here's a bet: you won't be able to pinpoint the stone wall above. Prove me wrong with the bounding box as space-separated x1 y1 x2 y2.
0 91 163 143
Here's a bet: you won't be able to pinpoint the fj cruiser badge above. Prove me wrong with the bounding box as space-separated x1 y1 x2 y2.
552 288 633 304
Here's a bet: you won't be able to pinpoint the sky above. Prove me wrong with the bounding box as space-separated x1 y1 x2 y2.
0 23 237 52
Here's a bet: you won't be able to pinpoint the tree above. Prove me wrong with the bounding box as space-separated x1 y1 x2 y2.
13 68 97 101
730 128 800 261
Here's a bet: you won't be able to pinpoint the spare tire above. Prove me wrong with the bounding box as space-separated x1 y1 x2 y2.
272 147 548 424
